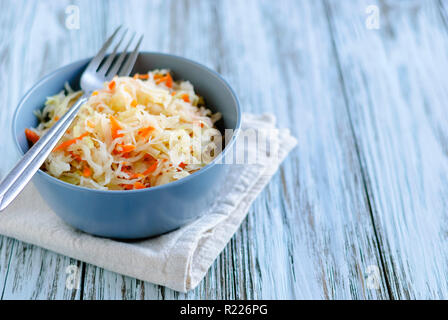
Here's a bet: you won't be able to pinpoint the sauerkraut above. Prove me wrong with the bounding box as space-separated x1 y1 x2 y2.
25 70 222 190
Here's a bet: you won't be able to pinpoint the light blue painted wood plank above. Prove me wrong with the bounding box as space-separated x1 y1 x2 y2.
0 0 86 299
326 0 448 298
0 0 392 299
82 0 259 300
0 238 14 298
226 0 388 299
0 0 33 299
1 243 82 300
83 0 389 299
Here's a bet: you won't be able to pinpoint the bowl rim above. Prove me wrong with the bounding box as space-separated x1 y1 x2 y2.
12 51 241 194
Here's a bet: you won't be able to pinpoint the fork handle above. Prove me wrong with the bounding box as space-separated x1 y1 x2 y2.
0 95 88 211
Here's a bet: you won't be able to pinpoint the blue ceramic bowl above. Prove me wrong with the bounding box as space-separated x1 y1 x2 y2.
12 52 241 239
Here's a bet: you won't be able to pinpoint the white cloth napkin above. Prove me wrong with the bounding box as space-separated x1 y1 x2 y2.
0 113 297 292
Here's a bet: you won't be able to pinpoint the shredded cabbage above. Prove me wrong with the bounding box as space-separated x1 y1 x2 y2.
29 70 222 190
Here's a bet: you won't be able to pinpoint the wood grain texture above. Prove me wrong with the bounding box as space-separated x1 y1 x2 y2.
0 0 88 299
81 0 388 299
326 0 448 298
0 0 446 299
1 243 82 300
0 238 14 298
213 0 389 299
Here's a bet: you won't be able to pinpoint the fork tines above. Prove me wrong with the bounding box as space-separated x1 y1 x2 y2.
86 26 143 80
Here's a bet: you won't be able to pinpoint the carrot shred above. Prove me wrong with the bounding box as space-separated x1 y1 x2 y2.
137 126 155 139
83 165 92 177
68 151 82 161
182 94 190 103
179 162 187 169
122 184 134 190
171 91 176 96
53 132 88 152
122 145 136 152
54 116 60 121
122 166 133 175
130 173 145 179
164 73 173 88
130 99 138 107
133 73 149 80
25 128 40 144
108 80 116 90
115 144 136 153
134 74 149 80
92 91 99 96
86 120 95 128
143 154 155 162
143 161 158 175
109 115 124 139
133 182 146 189
155 73 173 88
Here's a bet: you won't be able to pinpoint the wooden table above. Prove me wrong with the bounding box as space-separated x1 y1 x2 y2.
0 0 447 299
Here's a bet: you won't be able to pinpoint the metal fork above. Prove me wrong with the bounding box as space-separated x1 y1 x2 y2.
0 26 143 211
